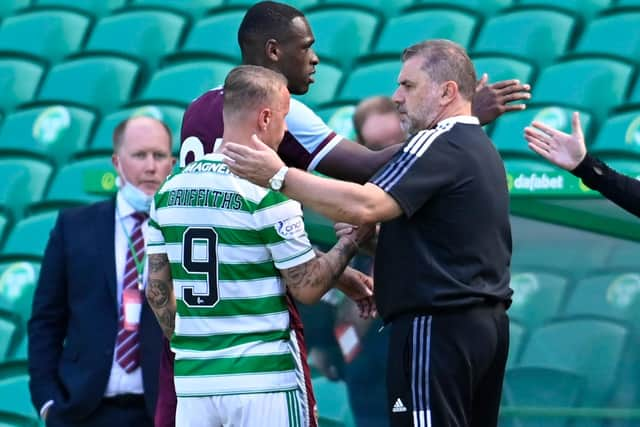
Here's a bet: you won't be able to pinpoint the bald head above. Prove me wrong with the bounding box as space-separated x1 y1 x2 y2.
112 116 172 154
353 96 405 149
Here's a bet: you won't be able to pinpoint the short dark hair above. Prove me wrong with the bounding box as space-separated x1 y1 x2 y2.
238 1 305 60
223 65 288 119
353 96 398 142
112 117 172 152
402 39 477 101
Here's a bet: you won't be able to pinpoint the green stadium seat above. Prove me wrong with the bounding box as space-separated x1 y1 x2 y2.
0 0 30 18
532 58 634 125
0 213 7 249
563 272 640 326
508 271 569 329
517 0 612 21
137 60 234 106
313 377 355 427
95 105 183 153
85 10 187 70
314 104 356 141
0 371 38 420
472 9 576 68
337 59 400 103
0 411 39 427
372 8 478 57
1 210 58 259
519 318 628 405
605 240 640 269
0 105 95 166
37 56 140 114
573 12 640 66
0 58 44 114
491 107 593 157
616 0 640 7
294 63 342 108
0 157 52 221
177 10 245 62
511 222 612 274
413 0 513 18
501 367 585 427
507 321 525 368
128 0 224 18
43 156 115 206
472 55 534 85
303 207 337 247
320 0 412 17
225 0 318 10
30 0 127 17
305 7 379 69
87 105 184 155
590 111 640 158
0 261 40 324
629 77 640 106
9 335 27 362
0 10 90 65
0 316 17 361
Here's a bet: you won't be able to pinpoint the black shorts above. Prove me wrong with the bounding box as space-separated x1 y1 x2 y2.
385 303 509 427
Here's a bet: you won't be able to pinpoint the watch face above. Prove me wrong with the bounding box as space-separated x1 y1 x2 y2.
270 178 282 191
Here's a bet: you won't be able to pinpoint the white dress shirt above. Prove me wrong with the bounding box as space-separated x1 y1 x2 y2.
104 192 146 397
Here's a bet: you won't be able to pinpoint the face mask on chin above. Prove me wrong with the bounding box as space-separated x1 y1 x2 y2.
116 166 153 213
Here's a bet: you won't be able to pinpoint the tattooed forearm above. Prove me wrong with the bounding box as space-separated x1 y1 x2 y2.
146 254 176 339
156 307 175 340
147 279 170 309
149 252 169 273
282 238 358 304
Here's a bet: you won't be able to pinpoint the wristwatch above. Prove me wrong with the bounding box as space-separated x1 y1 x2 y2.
268 166 289 191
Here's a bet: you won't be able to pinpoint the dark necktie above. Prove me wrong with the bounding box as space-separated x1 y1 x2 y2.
115 211 147 373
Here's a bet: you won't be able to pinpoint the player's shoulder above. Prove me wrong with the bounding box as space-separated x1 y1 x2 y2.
184 87 223 116
287 97 325 124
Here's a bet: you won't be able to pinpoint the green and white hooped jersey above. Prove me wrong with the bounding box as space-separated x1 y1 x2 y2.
147 152 315 397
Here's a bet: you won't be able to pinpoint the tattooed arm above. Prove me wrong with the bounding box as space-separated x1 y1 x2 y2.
146 253 176 340
281 236 363 305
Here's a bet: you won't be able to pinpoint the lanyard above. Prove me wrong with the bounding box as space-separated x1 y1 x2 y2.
116 208 146 291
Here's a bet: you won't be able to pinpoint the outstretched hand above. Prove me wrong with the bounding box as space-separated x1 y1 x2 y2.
524 111 586 171
472 73 531 125
221 134 284 187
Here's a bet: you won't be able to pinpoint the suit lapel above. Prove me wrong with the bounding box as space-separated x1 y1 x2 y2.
97 198 118 309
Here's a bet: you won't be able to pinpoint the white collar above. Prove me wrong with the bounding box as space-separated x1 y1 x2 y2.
213 138 223 152
198 139 224 161
436 115 479 128
116 191 135 218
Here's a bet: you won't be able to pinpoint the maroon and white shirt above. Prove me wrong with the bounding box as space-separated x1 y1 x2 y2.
180 87 343 171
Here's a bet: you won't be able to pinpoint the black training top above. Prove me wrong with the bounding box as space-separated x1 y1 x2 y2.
571 153 640 218
370 116 513 322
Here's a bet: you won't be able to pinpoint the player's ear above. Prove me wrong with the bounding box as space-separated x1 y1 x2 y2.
258 108 272 132
441 81 458 104
265 39 280 62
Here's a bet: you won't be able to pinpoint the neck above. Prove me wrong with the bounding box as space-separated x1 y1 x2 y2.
428 99 472 128
220 126 258 150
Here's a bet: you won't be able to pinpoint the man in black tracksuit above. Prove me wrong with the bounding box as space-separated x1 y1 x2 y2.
220 39 513 427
